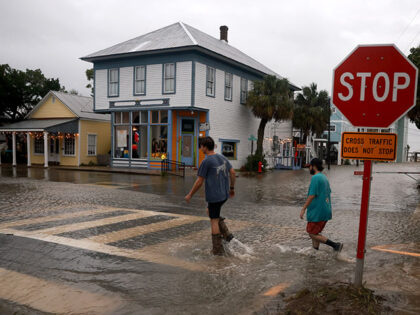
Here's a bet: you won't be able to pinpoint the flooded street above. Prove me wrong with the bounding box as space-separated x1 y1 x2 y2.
0 163 419 314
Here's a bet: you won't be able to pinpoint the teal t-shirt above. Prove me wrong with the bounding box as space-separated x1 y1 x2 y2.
307 173 332 222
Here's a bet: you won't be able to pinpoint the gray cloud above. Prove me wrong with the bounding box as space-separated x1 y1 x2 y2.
1 0 420 150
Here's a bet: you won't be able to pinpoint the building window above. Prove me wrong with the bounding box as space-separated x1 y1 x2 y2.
206 67 215 97
134 66 146 95
221 141 237 160
87 134 97 156
132 125 148 159
224 72 232 101
108 68 119 97
114 112 129 124
240 78 248 104
114 125 130 158
132 111 148 124
34 138 44 154
329 124 336 132
163 63 175 93
151 125 168 160
64 136 75 156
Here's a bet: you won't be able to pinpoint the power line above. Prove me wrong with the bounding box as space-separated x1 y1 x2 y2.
405 27 420 53
397 7 420 43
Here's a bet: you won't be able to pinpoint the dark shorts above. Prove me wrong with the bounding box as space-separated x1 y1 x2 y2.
306 221 327 235
207 199 227 219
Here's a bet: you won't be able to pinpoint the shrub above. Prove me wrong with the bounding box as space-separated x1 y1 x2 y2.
242 154 267 172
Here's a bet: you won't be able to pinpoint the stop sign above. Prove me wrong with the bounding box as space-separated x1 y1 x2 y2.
332 44 418 128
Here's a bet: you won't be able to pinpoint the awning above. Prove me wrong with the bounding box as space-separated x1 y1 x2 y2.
0 119 79 133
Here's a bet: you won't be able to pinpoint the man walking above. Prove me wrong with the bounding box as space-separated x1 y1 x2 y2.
185 136 235 255
300 158 343 252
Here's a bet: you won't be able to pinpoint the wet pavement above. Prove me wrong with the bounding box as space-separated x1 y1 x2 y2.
0 163 419 314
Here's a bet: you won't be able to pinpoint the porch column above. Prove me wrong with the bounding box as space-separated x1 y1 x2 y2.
27 132 31 166
12 132 16 166
43 131 48 167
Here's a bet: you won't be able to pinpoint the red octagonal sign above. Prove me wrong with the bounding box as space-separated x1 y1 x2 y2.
332 44 418 128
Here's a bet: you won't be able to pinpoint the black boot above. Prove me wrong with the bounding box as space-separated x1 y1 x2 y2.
219 217 234 242
211 234 225 256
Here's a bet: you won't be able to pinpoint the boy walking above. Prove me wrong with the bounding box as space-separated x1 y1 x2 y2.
300 158 343 252
185 136 235 255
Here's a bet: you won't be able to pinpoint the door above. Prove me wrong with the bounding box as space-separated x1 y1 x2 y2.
181 134 194 166
180 118 195 166
49 138 60 164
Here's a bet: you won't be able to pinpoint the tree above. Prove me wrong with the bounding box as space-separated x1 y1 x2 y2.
0 64 64 122
86 68 94 96
246 75 294 157
68 89 79 95
407 45 420 128
292 83 330 144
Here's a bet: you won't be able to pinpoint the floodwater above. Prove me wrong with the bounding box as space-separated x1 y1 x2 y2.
0 163 419 314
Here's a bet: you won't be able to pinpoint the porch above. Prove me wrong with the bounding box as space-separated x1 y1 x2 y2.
0 119 79 167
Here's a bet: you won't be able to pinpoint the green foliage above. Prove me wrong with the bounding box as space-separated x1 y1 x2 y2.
292 83 330 143
407 45 420 129
241 154 267 172
85 68 94 96
0 64 64 123
246 75 294 156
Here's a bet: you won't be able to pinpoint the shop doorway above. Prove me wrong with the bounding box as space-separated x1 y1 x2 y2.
181 119 195 166
49 137 60 164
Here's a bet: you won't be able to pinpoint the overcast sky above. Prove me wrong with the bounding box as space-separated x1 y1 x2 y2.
1 0 420 149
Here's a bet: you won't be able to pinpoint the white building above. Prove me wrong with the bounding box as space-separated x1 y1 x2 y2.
81 22 299 169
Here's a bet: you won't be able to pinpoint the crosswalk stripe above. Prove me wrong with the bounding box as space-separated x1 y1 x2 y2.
0 228 206 272
263 283 290 296
35 212 156 235
0 267 123 314
87 216 204 243
0 206 121 229
372 244 420 258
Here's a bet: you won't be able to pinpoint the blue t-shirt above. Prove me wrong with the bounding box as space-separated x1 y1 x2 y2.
197 154 232 203
307 173 332 222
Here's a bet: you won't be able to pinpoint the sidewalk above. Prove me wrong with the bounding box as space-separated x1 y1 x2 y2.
0 164 162 176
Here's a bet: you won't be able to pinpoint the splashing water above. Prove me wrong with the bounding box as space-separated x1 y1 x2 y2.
336 251 356 263
225 238 254 261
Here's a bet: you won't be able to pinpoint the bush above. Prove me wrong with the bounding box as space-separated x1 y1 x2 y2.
242 154 268 172
343 159 351 165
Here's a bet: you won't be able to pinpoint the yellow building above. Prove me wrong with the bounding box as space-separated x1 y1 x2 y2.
0 91 110 167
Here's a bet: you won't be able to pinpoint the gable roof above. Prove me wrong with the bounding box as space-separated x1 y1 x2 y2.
27 91 110 121
81 22 300 90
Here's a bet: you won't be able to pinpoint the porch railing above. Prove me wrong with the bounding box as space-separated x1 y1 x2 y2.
161 159 186 177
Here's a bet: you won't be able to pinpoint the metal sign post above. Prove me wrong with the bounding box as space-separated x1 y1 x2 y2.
354 160 372 287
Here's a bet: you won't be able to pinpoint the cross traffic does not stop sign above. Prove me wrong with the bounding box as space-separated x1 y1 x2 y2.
332 44 418 128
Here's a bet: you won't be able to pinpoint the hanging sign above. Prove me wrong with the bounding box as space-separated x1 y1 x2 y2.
117 129 127 147
199 122 210 132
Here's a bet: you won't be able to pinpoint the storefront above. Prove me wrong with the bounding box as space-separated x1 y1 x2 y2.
110 107 208 169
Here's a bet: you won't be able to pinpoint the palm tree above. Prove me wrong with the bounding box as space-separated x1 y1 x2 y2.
407 45 420 128
246 75 294 157
292 83 330 144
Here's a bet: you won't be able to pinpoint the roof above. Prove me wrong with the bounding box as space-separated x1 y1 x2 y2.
81 22 300 90
26 91 110 121
0 119 77 132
